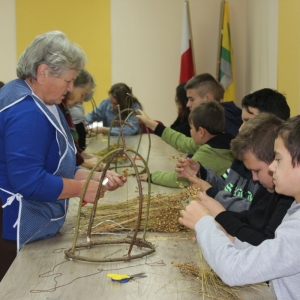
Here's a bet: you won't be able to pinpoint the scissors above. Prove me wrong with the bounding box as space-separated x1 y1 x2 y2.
106 272 147 283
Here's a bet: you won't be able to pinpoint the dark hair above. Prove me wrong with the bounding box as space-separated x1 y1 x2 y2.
0 81 4 89
231 113 283 164
241 88 290 120
187 73 217 83
277 116 300 167
176 82 189 123
109 83 142 118
188 101 225 135
185 73 224 102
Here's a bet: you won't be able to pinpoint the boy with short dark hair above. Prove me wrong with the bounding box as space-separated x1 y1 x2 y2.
185 73 242 137
185 75 224 103
194 113 294 246
188 100 224 135
241 88 290 126
176 88 290 211
136 73 241 168
138 101 234 188
179 115 300 299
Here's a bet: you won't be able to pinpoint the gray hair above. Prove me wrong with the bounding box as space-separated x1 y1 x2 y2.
74 69 96 88
16 31 86 79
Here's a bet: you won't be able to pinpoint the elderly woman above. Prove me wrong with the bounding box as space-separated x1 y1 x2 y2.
69 69 95 150
86 83 143 135
0 31 126 281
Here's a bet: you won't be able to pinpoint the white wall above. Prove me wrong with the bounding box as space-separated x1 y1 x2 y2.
245 0 278 93
111 0 278 126
111 0 183 126
0 0 17 83
0 0 278 127
189 0 247 106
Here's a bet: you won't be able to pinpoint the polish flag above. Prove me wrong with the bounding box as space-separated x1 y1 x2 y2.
179 1 195 83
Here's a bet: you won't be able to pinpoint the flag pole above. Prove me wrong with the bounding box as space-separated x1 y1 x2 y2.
216 0 225 80
186 0 196 75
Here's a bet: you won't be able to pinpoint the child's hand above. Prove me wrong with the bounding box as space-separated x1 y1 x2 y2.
139 173 148 182
178 199 211 229
135 109 158 131
197 192 225 218
175 158 200 178
188 176 212 192
92 126 109 134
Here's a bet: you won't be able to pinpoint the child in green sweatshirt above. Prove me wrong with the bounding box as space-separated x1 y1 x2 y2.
136 101 234 188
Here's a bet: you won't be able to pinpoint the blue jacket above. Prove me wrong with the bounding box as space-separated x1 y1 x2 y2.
85 98 142 135
0 79 76 250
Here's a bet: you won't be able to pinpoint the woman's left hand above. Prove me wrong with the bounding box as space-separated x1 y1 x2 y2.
74 169 127 199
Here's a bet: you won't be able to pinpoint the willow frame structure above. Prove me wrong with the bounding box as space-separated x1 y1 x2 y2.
107 94 151 175
65 107 155 263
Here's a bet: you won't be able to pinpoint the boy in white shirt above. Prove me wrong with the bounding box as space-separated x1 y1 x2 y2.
179 115 300 300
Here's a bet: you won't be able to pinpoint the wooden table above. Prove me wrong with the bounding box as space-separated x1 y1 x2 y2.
0 134 275 300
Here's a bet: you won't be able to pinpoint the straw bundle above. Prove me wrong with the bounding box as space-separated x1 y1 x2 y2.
79 191 190 234
94 143 133 163
173 253 268 299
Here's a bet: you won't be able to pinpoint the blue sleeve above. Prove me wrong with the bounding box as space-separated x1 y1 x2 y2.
85 98 108 124
3 99 63 201
110 103 142 136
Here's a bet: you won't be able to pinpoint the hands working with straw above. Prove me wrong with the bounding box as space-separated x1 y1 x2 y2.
175 158 212 191
179 194 234 243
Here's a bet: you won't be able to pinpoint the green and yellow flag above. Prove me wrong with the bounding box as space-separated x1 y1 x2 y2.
219 1 236 102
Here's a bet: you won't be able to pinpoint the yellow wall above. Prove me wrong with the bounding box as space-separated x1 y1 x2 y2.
16 0 111 113
278 0 300 117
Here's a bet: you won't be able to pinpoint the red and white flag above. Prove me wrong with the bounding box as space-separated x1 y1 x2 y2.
179 1 195 83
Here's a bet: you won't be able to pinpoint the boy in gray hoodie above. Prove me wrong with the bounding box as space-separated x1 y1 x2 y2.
179 115 300 300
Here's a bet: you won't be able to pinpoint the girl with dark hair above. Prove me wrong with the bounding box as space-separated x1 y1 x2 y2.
86 83 142 135
170 82 191 137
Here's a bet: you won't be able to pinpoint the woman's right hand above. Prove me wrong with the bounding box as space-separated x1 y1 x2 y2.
81 179 106 203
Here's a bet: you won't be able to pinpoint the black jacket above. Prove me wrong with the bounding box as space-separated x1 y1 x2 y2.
215 186 294 246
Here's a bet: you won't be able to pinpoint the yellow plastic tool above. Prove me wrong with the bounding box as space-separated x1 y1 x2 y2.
107 273 146 283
